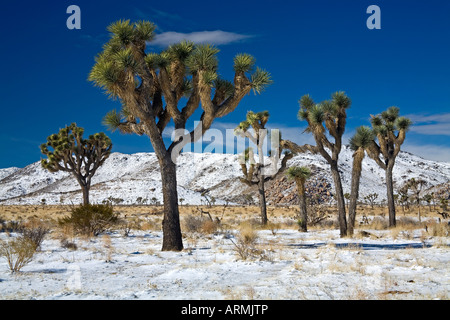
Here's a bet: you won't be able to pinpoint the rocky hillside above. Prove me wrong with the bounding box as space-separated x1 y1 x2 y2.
0 147 449 206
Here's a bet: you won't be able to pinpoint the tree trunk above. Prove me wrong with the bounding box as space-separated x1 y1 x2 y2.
159 155 183 251
297 180 308 232
81 186 90 205
74 173 90 205
386 163 396 227
348 150 364 236
331 162 347 237
258 174 268 225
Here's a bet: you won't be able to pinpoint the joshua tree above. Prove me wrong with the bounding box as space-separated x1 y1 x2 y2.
89 20 272 251
423 194 433 212
367 106 412 227
348 126 375 236
297 92 351 237
404 178 427 222
398 186 410 212
286 166 311 232
40 123 112 205
234 111 293 224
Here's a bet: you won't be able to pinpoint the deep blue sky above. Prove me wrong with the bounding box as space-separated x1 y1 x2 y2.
1 0 449 168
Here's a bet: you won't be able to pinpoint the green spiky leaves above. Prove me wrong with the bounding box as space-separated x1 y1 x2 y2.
235 110 270 138
234 54 272 94
166 40 194 62
370 106 412 138
89 20 156 98
286 166 312 181
102 109 122 132
40 123 112 174
298 92 351 130
186 44 219 73
395 116 413 131
250 68 272 95
214 78 234 98
107 20 155 45
234 53 255 73
349 126 374 151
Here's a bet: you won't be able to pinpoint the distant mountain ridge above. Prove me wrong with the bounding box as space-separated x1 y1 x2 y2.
0 146 449 206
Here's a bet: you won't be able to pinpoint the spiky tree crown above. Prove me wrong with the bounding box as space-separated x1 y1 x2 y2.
286 166 311 181
40 123 112 173
349 126 374 151
366 106 413 172
88 20 272 137
235 110 270 135
297 91 351 142
298 91 351 126
370 106 412 138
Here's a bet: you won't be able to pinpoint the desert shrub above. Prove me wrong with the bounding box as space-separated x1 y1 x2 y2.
368 216 389 230
238 222 258 244
201 219 218 234
0 220 23 233
0 236 37 273
397 216 423 229
306 204 329 226
427 221 449 237
59 204 119 236
183 215 205 233
183 215 219 235
60 238 78 250
231 222 260 260
21 225 50 251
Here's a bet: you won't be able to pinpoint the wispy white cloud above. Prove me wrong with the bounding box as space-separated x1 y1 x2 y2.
402 142 450 163
149 30 253 47
406 112 450 136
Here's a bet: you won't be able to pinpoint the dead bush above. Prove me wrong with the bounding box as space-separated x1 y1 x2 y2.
0 236 37 273
231 222 260 260
183 215 204 233
21 225 50 251
426 221 449 237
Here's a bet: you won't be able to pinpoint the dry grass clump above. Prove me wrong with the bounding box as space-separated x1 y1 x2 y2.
426 221 449 237
230 222 261 260
0 236 37 273
183 215 219 235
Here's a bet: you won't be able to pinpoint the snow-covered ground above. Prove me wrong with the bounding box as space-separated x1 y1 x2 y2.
1 223 448 300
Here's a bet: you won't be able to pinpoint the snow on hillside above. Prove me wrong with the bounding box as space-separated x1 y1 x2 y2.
0 148 449 205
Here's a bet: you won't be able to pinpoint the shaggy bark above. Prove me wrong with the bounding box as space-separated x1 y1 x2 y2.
296 179 308 232
348 149 364 235
330 161 347 236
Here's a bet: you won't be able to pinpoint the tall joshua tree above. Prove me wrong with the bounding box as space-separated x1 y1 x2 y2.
297 92 351 237
234 111 293 224
286 166 311 232
89 20 272 251
347 126 375 236
367 106 412 227
404 177 427 222
40 123 112 205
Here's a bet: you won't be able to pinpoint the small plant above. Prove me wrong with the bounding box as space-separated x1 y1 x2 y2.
21 225 50 251
183 215 218 235
230 222 260 260
0 236 37 273
183 215 205 233
59 204 119 236
60 238 78 250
